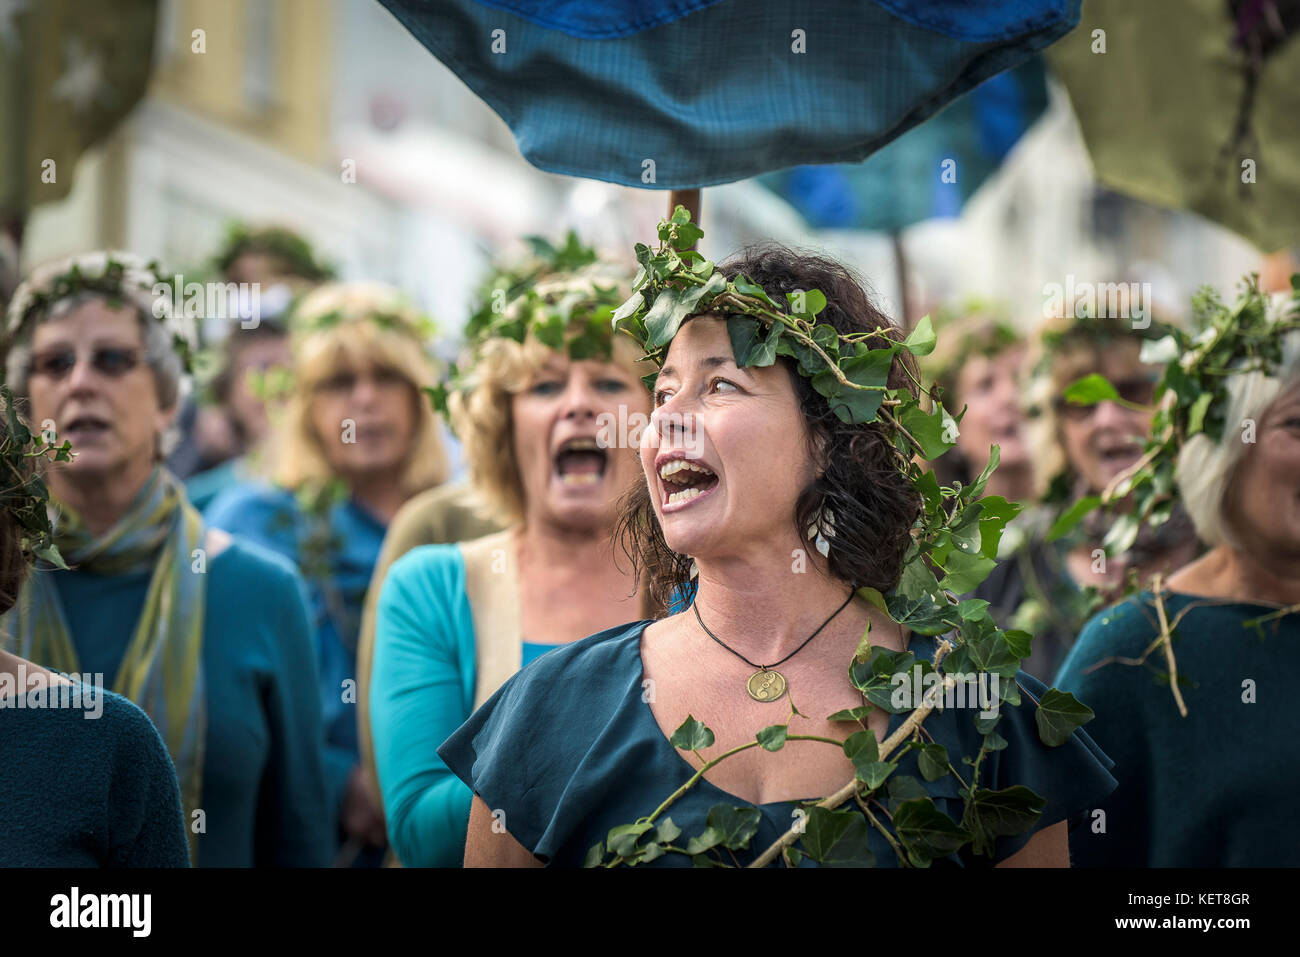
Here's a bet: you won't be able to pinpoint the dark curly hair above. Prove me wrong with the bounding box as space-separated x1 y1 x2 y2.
617 244 922 612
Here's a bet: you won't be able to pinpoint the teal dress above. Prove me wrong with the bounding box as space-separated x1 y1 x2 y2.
0 687 190 867
370 543 568 867
438 621 1118 867
46 539 334 866
1055 592 1300 866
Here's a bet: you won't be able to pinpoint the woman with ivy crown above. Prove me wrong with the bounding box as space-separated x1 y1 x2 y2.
204 281 450 866
1 252 333 866
368 250 651 866
438 212 1116 868
0 387 190 866
1056 278 1300 866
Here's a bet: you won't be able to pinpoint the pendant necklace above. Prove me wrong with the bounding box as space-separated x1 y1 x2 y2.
693 590 855 703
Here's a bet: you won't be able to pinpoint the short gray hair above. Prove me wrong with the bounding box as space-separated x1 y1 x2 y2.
1175 328 1300 548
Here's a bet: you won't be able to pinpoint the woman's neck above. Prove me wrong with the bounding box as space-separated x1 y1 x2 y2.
515 515 624 576
1166 543 1300 606
347 473 410 524
48 461 155 538
690 545 864 664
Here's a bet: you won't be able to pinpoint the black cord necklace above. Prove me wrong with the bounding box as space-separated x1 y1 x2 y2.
693 590 856 703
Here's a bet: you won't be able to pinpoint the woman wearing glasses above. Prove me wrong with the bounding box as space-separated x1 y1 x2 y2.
205 282 449 866
1 252 333 866
1012 310 1202 680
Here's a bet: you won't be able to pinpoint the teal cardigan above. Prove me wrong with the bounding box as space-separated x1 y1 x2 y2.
370 544 480 867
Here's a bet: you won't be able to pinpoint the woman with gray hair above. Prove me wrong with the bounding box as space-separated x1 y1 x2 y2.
1 251 334 866
1055 279 1300 866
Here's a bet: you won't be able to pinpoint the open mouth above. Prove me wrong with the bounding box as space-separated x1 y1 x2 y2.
658 456 719 508
554 437 608 487
63 415 111 439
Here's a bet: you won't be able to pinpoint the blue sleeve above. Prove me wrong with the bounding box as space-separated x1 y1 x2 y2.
204 483 299 559
370 545 476 867
104 692 192 868
1053 597 1156 866
252 554 336 866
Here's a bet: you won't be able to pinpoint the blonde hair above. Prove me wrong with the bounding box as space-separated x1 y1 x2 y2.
449 330 646 527
1176 329 1300 548
272 282 448 495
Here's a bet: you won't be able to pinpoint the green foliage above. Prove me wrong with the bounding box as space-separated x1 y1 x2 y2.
0 386 73 568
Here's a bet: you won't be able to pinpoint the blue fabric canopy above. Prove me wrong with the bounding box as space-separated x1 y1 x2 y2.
759 58 1048 232
379 0 1081 188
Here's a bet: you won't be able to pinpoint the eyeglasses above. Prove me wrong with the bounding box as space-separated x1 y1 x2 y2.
27 346 142 381
1052 376 1157 421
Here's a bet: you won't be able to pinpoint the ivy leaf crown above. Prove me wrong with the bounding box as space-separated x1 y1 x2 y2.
1048 273 1300 549
425 231 631 420
4 251 198 373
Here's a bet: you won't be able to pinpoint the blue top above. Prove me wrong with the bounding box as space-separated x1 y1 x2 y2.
44 538 333 866
1054 592 1300 866
521 642 559 667
205 482 387 814
373 543 543 867
184 456 251 514
439 620 1118 866
0 687 190 867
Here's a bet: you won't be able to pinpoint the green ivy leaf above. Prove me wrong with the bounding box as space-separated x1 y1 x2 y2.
705 805 762 851
756 724 789 751
937 549 998 594
902 314 937 356
669 715 715 751
917 743 949 781
826 705 874 723
1047 495 1102 542
842 729 879 766
1186 390 1214 436
799 807 875 866
962 785 1046 857
893 798 971 867
1034 688 1095 746
654 818 682 843
857 760 897 790
886 774 930 814
583 842 605 867
1061 373 1120 405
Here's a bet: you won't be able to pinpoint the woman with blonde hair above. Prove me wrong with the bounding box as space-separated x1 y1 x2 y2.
368 257 651 867
206 281 449 866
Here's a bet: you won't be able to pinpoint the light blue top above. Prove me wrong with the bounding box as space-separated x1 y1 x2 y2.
205 482 387 816
371 544 559 867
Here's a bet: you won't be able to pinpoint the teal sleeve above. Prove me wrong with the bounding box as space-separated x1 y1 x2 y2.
105 691 192 868
370 545 476 867
253 557 336 866
1053 597 1153 866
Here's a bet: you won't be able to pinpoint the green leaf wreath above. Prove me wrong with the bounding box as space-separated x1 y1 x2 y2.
581 208 1096 868
1044 274 1300 715
0 385 73 569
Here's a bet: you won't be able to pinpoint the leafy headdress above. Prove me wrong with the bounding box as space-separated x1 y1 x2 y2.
0 385 72 570
426 232 632 421
585 208 1095 868
4 251 199 374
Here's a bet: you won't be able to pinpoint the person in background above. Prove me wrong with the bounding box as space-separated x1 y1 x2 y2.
368 262 649 866
1057 291 1300 865
997 301 1202 682
205 281 449 866
182 225 335 504
1 252 332 867
0 387 190 868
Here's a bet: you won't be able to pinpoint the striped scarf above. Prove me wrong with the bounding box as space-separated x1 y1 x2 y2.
2 467 206 864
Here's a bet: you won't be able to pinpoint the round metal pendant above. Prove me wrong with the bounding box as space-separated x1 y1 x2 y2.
747 669 787 702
